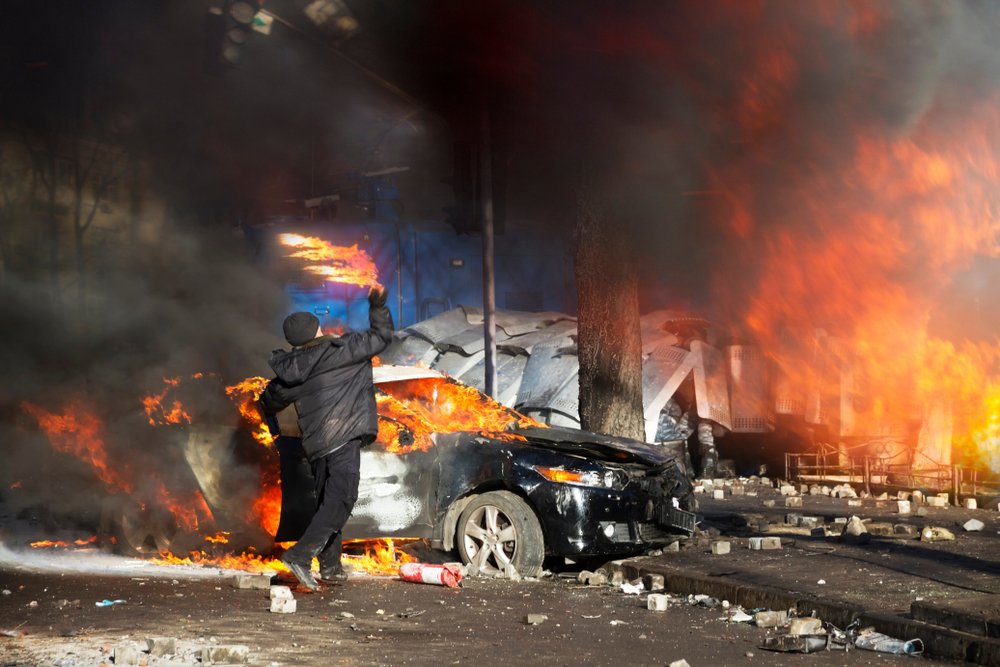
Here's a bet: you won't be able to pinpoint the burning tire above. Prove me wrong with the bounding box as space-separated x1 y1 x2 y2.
456 491 544 577
101 498 179 556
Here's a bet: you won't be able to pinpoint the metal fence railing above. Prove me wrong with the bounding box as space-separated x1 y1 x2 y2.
785 444 996 505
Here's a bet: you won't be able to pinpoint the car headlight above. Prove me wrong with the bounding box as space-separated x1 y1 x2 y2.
533 465 619 489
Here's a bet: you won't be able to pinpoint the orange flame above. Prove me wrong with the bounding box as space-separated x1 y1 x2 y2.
142 377 192 426
375 377 543 453
225 377 276 447
278 233 382 290
30 540 69 548
21 401 135 494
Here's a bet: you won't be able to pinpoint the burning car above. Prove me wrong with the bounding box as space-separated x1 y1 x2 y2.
273 366 696 576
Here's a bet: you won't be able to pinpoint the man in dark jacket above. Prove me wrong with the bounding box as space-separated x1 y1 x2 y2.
260 287 393 590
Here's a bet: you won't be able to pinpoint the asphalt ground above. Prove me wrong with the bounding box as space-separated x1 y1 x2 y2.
619 479 1000 665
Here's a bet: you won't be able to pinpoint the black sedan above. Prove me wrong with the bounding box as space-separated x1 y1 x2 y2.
275 366 695 577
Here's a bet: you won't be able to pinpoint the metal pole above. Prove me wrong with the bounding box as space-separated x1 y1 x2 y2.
481 103 497 397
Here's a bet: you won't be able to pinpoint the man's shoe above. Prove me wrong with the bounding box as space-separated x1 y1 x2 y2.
281 555 319 591
319 561 354 582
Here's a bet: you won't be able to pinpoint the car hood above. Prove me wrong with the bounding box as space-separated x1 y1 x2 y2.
512 425 684 468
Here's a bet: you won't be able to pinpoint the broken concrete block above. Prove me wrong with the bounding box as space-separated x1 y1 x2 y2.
809 484 821 496
577 570 595 583
926 496 948 508
833 517 848 525
847 499 863 507
711 541 731 555
842 516 868 537
780 485 797 496
760 476 771 486
893 524 918 537
713 489 725 500
921 526 955 542
963 518 985 532
965 498 978 510
524 613 547 625
799 484 809 495
798 516 820 529
270 597 297 613
693 485 706 494
642 574 665 592
911 490 924 504
762 500 776 508
647 594 670 611
668 660 690 667
866 522 894 537
201 645 249 664
146 637 176 657
760 537 782 550
664 541 680 553
269 585 293 600
788 617 825 636
754 610 788 628
785 513 802 525
231 574 271 590
608 570 625 586
916 506 929 517
113 642 141 666
581 572 608 586
730 484 745 496
784 497 803 508
876 492 889 500
897 500 911 514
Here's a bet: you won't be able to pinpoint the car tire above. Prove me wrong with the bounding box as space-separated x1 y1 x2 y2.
456 491 544 577
101 497 178 556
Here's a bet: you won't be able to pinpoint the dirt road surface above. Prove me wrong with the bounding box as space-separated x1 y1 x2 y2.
1 566 930 667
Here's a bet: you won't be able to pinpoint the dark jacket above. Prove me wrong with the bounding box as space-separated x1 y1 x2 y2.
260 304 393 461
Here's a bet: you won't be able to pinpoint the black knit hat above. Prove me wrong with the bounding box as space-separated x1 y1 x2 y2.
282 312 320 346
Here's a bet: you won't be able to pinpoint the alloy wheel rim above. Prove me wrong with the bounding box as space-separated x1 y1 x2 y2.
463 504 518 573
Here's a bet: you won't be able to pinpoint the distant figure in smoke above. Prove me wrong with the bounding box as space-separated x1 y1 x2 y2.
655 314 723 480
260 287 393 591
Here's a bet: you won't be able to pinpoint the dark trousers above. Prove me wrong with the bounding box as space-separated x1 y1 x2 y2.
284 439 361 571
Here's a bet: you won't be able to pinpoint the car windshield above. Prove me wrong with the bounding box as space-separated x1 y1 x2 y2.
374 376 543 453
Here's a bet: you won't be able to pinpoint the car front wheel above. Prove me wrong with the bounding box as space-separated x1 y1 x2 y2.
456 491 544 577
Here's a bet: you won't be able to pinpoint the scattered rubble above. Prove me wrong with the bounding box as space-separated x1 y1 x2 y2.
920 526 956 542
711 541 731 555
524 613 547 625
201 644 250 664
963 518 985 532
231 573 271 590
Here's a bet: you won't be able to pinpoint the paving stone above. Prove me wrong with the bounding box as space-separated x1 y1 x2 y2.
754 610 788 628
921 526 956 542
664 541 680 553
784 497 803 508
841 516 868 537
965 498 978 510
893 524 919 537
963 518 985 532
668 660 690 667
231 574 271 590
760 537 782 550
647 594 670 611
712 489 725 500
762 500 776 508
926 496 948 508
798 516 821 529
608 570 626 586
911 490 924 504
113 642 141 665
784 513 802 525
780 485 797 496
897 500 911 514
788 617 824 635
146 637 176 657
916 506 929 517
269 585 293 600
730 484 745 496
711 541 731 555
642 574 665 592
201 645 249 664
847 499 863 507
866 522 894 537
270 597 297 613
524 613 547 625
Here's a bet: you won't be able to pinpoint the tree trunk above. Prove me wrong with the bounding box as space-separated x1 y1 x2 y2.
574 192 645 441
